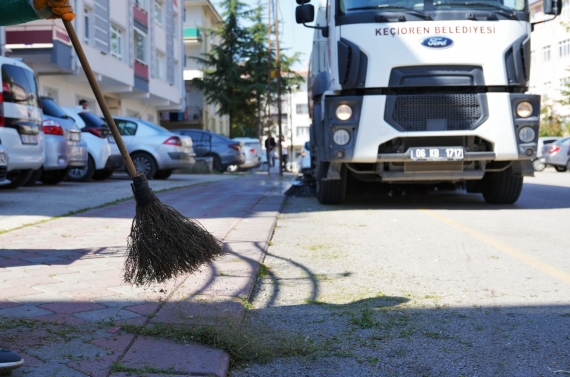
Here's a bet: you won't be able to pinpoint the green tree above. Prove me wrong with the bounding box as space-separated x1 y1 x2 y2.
540 101 565 137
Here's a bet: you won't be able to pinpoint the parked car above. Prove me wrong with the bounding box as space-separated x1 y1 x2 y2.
0 57 45 189
300 141 312 177
543 137 570 172
172 129 244 172
109 117 196 179
25 97 88 185
533 137 563 172
62 108 123 181
0 144 8 186
232 137 262 170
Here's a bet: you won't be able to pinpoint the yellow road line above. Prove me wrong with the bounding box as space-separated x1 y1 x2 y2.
421 209 570 286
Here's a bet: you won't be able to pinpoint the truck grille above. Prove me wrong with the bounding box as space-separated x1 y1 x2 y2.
385 94 487 132
0 166 7 182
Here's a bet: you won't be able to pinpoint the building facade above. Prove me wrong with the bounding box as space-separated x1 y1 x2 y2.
4 0 185 122
529 0 570 121
160 0 229 136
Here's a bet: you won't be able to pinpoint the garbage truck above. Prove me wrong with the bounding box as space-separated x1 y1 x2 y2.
295 0 561 204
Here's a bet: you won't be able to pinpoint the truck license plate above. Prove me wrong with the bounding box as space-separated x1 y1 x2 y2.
20 134 38 145
410 147 464 161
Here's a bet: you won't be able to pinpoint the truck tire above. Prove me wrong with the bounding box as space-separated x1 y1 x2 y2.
315 160 346 205
481 166 523 204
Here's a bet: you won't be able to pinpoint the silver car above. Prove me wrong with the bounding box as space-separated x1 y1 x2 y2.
232 137 262 170
0 145 8 186
543 137 570 172
533 137 562 172
111 116 196 179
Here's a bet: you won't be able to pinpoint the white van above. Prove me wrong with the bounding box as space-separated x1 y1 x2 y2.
0 57 45 189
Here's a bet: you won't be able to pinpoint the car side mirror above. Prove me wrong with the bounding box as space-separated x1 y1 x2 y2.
296 4 315 24
544 0 562 15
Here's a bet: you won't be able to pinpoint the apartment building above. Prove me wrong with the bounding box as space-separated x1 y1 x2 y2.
529 0 570 119
160 0 229 136
4 0 184 123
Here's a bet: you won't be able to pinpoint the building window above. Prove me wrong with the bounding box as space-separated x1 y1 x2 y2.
296 104 309 114
296 126 310 137
153 51 167 81
110 25 123 61
560 39 570 57
135 0 147 10
154 0 163 25
544 45 551 61
134 29 147 63
84 8 91 44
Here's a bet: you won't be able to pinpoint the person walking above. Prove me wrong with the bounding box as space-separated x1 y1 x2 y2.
279 136 289 172
264 133 276 168
0 1 75 373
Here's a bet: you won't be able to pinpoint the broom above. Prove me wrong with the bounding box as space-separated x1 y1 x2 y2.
62 21 226 286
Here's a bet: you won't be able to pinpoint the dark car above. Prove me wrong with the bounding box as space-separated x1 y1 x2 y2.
171 129 245 172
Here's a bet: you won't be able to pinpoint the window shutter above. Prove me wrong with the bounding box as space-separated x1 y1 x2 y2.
166 0 175 85
94 0 110 53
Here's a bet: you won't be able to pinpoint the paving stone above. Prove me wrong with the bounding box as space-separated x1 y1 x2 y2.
91 334 135 353
0 301 21 310
73 307 143 322
0 305 53 318
62 288 120 300
90 295 143 309
54 271 110 283
176 275 255 299
34 313 89 325
34 281 92 294
39 302 107 314
68 354 115 377
120 336 229 377
9 291 74 305
123 303 160 316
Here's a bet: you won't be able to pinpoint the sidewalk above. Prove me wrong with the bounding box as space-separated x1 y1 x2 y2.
0 173 291 376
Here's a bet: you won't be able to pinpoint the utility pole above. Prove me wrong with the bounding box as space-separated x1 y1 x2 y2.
274 0 283 177
266 0 272 176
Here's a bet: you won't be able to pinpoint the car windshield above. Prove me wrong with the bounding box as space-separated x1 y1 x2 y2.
41 99 68 118
339 0 526 14
78 112 108 128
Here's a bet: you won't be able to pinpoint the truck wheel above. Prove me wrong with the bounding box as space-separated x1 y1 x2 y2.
40 168 69 185
532 158 545 172
1 170 33 189
67 156 95 182
315 160 346 205
481 166 523 204
555 165 568 172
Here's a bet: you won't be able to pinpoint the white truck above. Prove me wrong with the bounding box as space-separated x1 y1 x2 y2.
296 0 561 204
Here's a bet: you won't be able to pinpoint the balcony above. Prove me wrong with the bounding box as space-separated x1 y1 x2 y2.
184 27 202 43
134 61 149 92
134 5 148 29
4 24 73 73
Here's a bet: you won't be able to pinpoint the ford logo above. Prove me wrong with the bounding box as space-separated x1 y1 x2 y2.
421 36 454 48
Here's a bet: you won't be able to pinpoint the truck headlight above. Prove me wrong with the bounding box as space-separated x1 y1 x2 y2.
333 129 350 145
516 102 533 118
335 104 352 121
518 127 535 143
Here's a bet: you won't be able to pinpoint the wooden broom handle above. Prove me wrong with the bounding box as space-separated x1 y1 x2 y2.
63 20 138 178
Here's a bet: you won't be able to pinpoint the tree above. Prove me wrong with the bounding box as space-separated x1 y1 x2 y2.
540 101 565 137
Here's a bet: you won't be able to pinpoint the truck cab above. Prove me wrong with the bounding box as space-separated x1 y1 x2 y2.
297 0 561 204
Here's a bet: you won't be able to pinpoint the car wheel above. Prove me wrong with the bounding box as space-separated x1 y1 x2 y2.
67 156 95 182
1 170 33 189
532 158 545 172
92 169 114 181
40 168 69 185
131 152 157 179
154 169 174 180
24 167 44 186
481 166 523 204
554 165 568 172
210 155 223 173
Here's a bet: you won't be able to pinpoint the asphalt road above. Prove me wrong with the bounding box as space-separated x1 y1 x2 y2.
232 169 570 377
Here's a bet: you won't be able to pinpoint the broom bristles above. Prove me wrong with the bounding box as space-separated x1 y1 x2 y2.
123 174 226 286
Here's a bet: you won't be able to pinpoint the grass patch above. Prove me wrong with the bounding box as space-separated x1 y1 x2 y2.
110 363 176 375
120 323 318 367
349 307 379 329
257 263 271 278
238 297 254 310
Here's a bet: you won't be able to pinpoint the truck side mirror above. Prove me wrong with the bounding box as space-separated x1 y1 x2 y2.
296 4 315 24
544 0 562 15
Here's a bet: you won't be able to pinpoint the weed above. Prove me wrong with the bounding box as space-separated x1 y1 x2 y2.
423 331 442 339
350 307 379 329
304 298 327 306
258 263 271 278
110 363 176 374
238 297 254 310
120 323 318 367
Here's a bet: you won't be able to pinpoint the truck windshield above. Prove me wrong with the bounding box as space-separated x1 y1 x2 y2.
339 0 526 14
